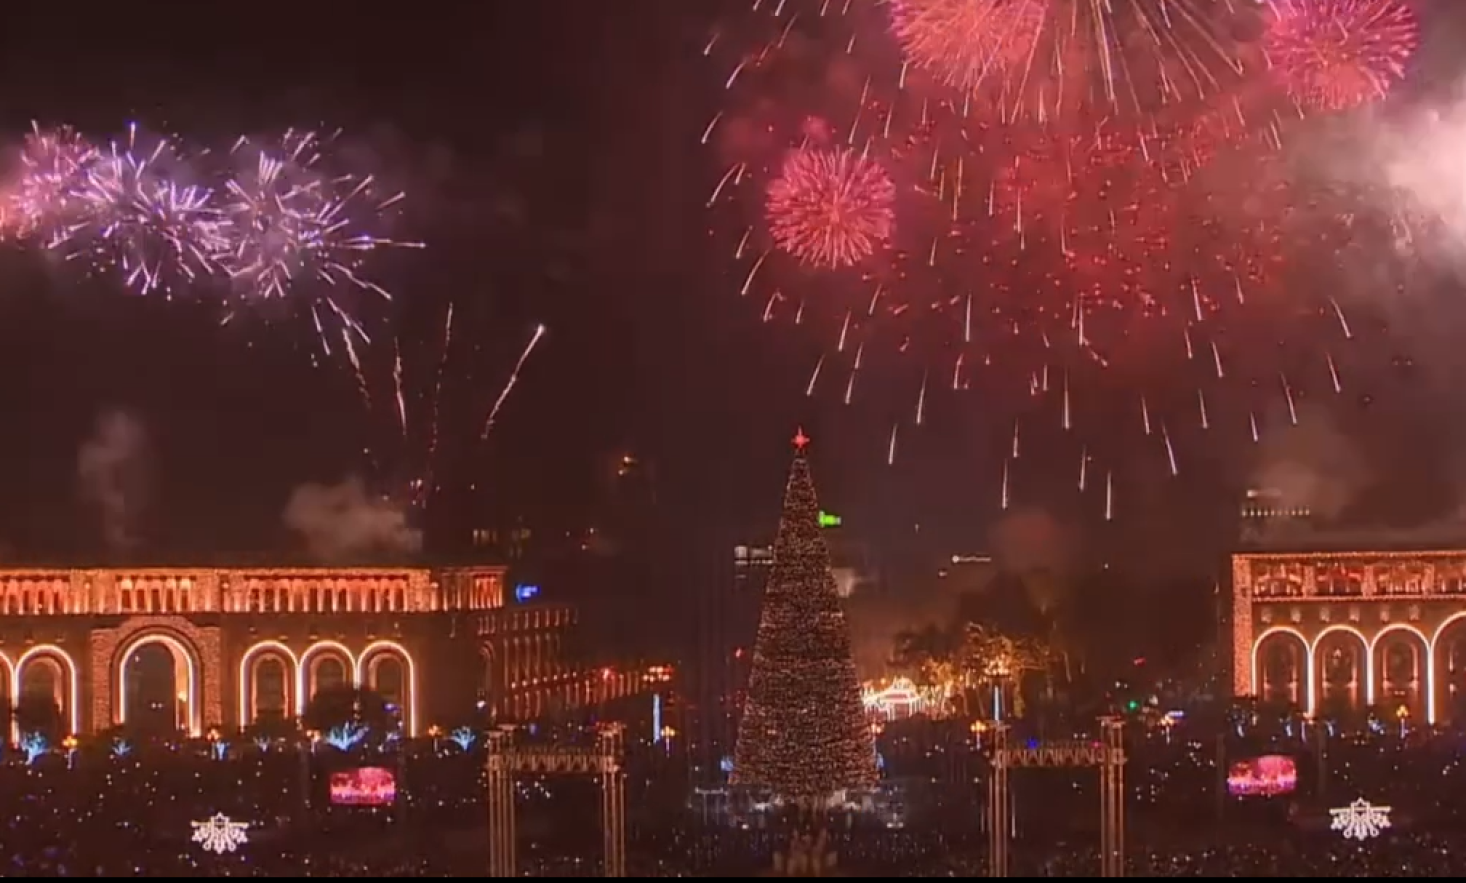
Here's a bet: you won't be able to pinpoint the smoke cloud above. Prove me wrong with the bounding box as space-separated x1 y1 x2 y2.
283 477 422 562
989 507 1074 575
76 409 151 551
1248 404 1370 524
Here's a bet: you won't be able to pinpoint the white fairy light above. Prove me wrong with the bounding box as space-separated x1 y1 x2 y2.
190 813 250 854
1329 798 1392 841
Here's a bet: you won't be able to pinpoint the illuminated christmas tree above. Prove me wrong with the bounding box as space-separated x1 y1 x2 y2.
732 429 876 800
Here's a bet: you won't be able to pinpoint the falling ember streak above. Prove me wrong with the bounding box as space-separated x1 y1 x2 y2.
1061 372 1071 430
844 368 857 404
915 372 927 425
1190 278 1203 322
1327 353 1342 393
425 302 455 465
951 353 964 390
805 355 823 397
392 341 407 438
1211 341 1224 378
1330 298 1353 339
1078 446 1088 492
1162 424 1178 477
480 324 547 441
837 311 851 351
342 329 370 410
1011 420 1021 459
1250 411 1260 442
1183 326 1194 360
1280 373 1298 425
1141 396 1152 436
1104 470 1113 522
1001 460 1010 511
887 424 898 465
739 252 768 296
1198 389 1209 430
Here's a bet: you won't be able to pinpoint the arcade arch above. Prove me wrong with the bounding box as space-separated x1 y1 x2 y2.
1369 624 1429 716
238 641 300 727
356 640 418 737
296 641 357 716
14 644 80 735
1252 627 1308 708
1313 626 1369 716
116 633 202 737
1430 612 1466 725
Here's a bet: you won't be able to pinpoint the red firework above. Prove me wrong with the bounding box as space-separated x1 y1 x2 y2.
886 0 1045 94
882 0 1261 124
765 146 897 268
1265 0 1419 112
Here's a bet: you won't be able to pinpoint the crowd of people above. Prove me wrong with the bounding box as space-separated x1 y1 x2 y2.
4 720 1466 876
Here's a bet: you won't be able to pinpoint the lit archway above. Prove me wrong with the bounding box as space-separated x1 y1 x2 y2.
1252 628 1307 708
238 641 300 728
1312 625 1369 716
116 634 201 737
15 645 80 736
1368 624 1429 714
1250 626 1310 709
1429 611 1466 724
1 650 13 744
356 640 418 737
297 641 358 717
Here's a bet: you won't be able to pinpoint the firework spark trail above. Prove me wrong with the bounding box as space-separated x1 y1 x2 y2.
480 324 547 441
393 339 408 438
884 0 1256 123
425 301 456 466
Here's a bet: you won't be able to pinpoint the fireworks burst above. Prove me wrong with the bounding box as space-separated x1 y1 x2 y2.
706 0 1410 517
5 123 98 241
1264 0 1419 113
766 145 897 267
219 129 422 305
72 127 229 295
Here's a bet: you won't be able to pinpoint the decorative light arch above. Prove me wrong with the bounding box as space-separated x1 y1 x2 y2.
296 640 358 717
1425 611 1466 725
237 641 301 728
1306 624 1371 717
117 633 202 737
1365 623 1429 708
15 644 81 736
0 650 15 745
1250 626 1310 710
355 640 419 737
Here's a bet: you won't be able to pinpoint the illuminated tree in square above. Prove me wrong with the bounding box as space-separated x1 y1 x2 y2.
732 429 876 800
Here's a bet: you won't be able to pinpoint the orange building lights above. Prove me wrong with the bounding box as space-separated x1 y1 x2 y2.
1233 550 1466 724
0 564 607 738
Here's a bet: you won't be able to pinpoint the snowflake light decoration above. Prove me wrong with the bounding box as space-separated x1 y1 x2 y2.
20 732 49 765
1330 798 1392 841
324 721 368 751
191 813 250 854
450 726 478 751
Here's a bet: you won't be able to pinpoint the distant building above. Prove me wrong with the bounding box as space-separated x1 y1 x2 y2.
1239 488 1313 548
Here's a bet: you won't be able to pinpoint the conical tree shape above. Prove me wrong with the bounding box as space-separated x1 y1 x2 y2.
732 437 875 799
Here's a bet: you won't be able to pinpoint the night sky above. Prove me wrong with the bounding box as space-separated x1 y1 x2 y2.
0 3 1464 598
